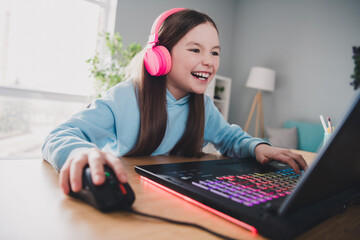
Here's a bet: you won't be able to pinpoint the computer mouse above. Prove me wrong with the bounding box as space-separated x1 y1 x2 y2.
69 165 135 212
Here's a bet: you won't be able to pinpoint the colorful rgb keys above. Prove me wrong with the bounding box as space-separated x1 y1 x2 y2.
192 168 303 207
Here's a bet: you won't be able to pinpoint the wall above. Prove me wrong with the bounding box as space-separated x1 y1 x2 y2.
115 0 237 78
230 0 360 134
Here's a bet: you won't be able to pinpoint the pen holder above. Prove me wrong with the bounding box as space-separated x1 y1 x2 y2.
322 129 334 148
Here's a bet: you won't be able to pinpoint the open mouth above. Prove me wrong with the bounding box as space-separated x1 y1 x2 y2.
191 72 210 81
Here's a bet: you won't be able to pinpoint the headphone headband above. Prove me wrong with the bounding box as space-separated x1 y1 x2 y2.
148 8 185 46
144 8 186 76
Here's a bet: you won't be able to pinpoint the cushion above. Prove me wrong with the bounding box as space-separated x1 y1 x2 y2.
267 127 298 149
283 121 324 152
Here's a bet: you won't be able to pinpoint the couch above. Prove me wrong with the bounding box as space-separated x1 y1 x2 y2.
267 121 324 153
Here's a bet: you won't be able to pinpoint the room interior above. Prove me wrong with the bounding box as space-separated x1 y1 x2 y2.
1 0 359 156
1 1 360 239
117 0 360 151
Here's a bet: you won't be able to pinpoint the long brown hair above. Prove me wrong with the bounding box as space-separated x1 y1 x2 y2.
125 10 218 157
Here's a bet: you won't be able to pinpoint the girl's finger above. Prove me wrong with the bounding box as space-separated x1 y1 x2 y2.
88 149 106 185
284 150 308 170
105 153 128 183
59 160 71 195
69 153 88 192
275 153 301 174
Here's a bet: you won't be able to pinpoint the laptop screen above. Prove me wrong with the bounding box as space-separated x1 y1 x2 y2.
279 89 360 215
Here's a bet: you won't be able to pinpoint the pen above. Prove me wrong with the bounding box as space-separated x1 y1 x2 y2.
327 117 333 133
320 115 327 132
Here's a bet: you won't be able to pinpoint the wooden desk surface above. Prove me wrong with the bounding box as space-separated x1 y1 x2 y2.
0 151 359 240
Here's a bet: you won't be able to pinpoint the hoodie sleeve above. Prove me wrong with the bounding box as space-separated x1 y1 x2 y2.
41 94 118 171
41 81 140 172
203 96 269 158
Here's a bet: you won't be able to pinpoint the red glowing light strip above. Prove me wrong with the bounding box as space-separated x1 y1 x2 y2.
141 176 258 234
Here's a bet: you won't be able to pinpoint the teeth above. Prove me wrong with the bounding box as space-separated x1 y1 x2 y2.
192 72 210 79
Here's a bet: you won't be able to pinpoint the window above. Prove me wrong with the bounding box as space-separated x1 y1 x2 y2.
0 0 117 159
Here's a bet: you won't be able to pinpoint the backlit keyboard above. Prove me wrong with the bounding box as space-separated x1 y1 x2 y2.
192 168 303 207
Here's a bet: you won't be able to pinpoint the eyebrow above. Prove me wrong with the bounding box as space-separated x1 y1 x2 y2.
186 41 221 50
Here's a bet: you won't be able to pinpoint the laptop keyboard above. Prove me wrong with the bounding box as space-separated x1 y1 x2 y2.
192 168 303 207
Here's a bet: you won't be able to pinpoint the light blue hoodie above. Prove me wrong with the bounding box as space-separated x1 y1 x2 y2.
42 80 267 171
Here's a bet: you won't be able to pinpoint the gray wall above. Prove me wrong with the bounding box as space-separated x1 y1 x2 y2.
115 0 360 134
231 0 360 133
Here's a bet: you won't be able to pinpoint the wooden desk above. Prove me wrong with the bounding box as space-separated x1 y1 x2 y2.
0 151 359 240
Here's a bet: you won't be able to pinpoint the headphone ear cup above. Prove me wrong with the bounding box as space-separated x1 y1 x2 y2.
144 45 172 76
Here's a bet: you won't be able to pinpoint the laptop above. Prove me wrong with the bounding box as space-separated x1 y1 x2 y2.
135 90 360 239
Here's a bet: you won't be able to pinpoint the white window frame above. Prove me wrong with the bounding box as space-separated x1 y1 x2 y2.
0 0 118 102
0 0 118 159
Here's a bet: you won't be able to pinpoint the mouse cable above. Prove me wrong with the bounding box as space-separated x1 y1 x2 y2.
128 208 239 240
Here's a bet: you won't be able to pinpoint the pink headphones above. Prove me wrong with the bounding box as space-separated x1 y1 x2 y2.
144 8 186 76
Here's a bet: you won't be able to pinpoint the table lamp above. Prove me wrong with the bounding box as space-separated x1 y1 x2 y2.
244 67 276 138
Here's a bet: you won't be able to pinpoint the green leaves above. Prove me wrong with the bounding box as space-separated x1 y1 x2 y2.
105 32 123 57
122 43 142 66
87 32 141 96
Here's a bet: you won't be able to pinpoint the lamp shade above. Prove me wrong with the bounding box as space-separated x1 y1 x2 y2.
246 67 276 92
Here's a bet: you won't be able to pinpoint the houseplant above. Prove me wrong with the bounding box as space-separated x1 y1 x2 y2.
214 85 224 99
87 32 142 96
350 46 360 90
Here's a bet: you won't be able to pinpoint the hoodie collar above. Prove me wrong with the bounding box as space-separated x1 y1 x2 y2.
166 89 190 105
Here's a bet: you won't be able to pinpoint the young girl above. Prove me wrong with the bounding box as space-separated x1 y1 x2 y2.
42 8 307 195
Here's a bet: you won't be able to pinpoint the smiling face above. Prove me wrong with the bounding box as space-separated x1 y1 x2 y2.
166 22 220 100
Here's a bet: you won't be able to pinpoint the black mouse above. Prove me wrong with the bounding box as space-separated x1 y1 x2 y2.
69 165 135 212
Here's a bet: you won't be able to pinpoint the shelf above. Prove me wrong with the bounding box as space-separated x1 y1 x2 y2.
203 74 232 154
205 75 232 121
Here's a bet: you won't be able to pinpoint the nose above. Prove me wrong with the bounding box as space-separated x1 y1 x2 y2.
201 53 213 67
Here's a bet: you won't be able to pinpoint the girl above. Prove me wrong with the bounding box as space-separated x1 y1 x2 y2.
42 8 307 195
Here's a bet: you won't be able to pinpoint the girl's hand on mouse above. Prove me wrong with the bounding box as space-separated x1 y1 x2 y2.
254 144 308 174
59 148 128 195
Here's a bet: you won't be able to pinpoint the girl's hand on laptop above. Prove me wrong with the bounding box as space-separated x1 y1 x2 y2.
59 148 128 195
254 144 308 174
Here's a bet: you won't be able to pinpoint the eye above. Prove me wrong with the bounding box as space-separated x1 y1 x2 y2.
211 51 220 56
189 49 200 53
